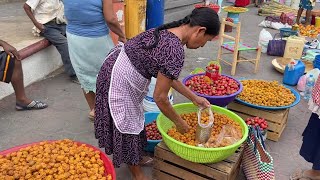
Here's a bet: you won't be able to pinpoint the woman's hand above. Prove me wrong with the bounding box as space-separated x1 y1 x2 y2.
176 119 190 134
192 96 211 109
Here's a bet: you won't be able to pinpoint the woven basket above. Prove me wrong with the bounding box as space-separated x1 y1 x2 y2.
156 103 249 163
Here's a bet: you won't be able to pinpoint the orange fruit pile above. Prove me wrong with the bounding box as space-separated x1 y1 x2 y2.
167 112 242 147
0 139 112 180
298 24 320 38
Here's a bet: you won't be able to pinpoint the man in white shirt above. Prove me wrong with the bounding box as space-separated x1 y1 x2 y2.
23 0 78 83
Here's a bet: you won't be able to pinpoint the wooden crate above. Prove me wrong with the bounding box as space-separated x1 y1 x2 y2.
227 102 289 142
153 142 244 180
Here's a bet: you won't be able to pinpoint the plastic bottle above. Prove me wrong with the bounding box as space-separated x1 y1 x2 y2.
304 75 315 100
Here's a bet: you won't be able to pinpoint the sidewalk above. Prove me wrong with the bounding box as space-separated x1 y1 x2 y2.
0 2 314 180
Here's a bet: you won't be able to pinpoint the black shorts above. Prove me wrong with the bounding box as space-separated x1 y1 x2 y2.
0 51 15 83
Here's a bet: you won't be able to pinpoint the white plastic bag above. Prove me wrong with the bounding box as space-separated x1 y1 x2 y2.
297 75 307 92
306 68 320 81
258 29 273 53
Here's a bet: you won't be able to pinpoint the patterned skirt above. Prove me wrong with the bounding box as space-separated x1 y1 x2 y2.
300 113 320 170
94 48 147 168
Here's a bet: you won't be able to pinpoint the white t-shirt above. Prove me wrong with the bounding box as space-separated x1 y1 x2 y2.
26 0 66 24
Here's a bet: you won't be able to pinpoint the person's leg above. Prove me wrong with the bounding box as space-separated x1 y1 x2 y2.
41 22 76 77
10 60 31 105
83 90 95 119
306 9 312 25
10 60 47 110
128 165 149 180
296 8 304 24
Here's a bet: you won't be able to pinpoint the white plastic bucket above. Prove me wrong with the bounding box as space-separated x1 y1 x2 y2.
143 77 174 112
143 95 174 112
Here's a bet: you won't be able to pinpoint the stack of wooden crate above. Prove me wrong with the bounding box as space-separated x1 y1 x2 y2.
153 142 244 180
228 102 289 141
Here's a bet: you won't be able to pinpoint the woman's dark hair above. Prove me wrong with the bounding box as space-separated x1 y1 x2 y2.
143 7 220 49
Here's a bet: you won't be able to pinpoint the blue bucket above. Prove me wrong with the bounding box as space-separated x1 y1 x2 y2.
314 55 320 69
144 112 161 152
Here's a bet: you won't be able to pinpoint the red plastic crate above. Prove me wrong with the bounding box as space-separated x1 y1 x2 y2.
194 3 220 13
0 140 116 180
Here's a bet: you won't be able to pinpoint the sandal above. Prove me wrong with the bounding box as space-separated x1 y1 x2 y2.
290 169 320 180
88 110 95 121
139 156 153 167
16 100 48 111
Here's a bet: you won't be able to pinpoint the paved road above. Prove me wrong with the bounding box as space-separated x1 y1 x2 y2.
0 1 315 179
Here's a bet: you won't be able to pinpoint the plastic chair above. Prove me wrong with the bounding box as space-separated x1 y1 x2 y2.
217 18 262 75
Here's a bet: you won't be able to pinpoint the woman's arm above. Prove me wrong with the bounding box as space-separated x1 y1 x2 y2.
102 0 126 43
172 80 210 108
154 73 189 133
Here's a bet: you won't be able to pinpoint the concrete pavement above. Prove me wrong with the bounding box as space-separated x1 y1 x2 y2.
0 2 315 180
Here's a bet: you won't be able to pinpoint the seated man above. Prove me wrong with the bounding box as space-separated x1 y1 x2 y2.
23 0 78 83
0 40 47 110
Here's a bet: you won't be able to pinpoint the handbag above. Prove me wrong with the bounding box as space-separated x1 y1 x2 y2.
267 33 286 57
242 126 275 180
0 51 15 83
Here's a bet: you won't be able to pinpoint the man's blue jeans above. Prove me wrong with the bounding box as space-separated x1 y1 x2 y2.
41 21 76 77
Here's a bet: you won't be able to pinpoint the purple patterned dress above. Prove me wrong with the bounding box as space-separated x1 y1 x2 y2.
95 29 184 167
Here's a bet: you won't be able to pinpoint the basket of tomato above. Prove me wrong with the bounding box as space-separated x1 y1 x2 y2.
245 117 268 141
183 63 243 107
144 112 162 152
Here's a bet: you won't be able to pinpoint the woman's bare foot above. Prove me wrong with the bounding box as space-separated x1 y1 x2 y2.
88 109 95 121
303 169 320 179
290 169 320 180
132 175 151 180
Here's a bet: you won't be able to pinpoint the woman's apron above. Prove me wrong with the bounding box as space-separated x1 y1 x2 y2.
108 43 150 135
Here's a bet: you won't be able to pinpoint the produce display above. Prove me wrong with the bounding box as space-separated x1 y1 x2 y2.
223 6 248 13
185 75 240 96
0 139 112 180
145 120 162 140
205 63 221 81
245 117 268 131
297 24 320 38
167 112 243 148
258 1 301 17
226 17 234 23
238 80 296 107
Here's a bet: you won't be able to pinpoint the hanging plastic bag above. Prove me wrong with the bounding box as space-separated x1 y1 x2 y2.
297 75 307 92
258 29 273 53
196 108 214 145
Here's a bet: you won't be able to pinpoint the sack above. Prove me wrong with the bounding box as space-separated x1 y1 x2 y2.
258 29 273 53
297 75 307 91
280 12 295 25
267 33 287 56
0 51 15 83
235 0 250 7
243 126 275 180
283 36 305 59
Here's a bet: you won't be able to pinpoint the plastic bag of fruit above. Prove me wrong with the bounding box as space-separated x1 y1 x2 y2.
205 124 242 148
196 108 214 144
